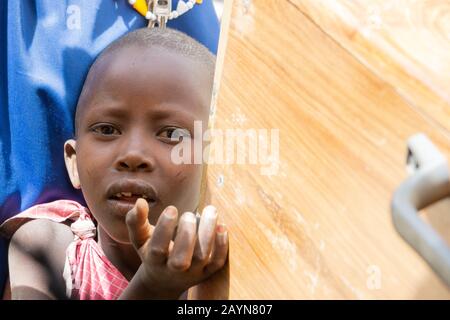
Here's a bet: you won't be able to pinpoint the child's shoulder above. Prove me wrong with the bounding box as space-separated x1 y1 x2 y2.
3 199 86 261
1 199 88 238
11 217 73 251
8 219 74 298
10 218 74 269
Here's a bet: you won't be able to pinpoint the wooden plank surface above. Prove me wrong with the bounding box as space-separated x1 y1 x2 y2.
191 0 450 299
295 0 450 135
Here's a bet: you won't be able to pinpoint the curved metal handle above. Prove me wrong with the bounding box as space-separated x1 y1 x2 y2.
391 133 450 287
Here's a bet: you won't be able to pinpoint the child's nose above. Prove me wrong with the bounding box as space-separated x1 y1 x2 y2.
117 156 153 172
115 139 155 172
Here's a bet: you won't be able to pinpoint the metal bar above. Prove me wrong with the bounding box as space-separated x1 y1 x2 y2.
391 133 450 287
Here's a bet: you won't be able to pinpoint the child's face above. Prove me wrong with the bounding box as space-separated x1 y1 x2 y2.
64 45 212 243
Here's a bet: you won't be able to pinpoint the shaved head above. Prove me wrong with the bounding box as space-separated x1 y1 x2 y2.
74 27 216 136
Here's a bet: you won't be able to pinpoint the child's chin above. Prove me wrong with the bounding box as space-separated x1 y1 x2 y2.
97 218 132 245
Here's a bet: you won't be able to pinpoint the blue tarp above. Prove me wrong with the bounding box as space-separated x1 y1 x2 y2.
0 0 219 296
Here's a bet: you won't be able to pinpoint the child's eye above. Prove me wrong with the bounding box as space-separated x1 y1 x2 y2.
158 127 191 143
91 124 121 136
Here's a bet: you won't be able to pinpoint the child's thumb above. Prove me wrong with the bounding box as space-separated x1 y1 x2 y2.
126 198 153 252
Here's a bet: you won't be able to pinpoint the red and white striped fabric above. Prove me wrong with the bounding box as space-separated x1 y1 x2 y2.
0 200 129 300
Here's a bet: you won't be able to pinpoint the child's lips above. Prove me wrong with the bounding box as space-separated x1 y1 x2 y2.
110 193 157 204
106 180 159 204
105 179 159 216
116 195 140 203
106 196 158 217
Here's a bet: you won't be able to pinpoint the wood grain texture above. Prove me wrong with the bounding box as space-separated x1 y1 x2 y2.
295 0 450 135
191 0 450 299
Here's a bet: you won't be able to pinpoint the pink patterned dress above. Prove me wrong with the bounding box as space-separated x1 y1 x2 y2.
0 200 129 300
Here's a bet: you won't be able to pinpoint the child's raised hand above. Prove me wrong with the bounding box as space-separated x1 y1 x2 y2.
125 198 228 299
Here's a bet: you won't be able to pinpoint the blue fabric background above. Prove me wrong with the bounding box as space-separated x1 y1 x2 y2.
0 0 219 296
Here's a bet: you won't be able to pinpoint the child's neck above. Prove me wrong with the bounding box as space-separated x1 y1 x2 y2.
97 226 141 281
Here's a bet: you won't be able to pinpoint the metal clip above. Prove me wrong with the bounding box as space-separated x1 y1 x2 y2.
148 0 172 28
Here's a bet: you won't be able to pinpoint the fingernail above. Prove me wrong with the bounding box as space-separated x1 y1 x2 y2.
182 212 197 224
164 206 177 219
204 205 217 220
136 198 147 209
217 225 228 245
217 224 226 233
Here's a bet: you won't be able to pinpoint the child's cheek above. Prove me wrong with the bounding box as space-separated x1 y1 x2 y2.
175 170 188 184
173 164 203 187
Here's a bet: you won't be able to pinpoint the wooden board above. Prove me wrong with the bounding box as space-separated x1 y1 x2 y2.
190 0 450 299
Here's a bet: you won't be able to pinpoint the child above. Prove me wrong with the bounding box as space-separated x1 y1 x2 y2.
0 27 228 300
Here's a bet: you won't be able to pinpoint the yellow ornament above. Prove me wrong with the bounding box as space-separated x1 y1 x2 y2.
129 0 148 16
128 0 203 27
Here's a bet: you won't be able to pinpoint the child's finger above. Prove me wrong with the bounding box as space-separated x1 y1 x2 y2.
125 198 152 252
204 224 229 275
168 212 198 272
193 205 218 263
148 205 178 264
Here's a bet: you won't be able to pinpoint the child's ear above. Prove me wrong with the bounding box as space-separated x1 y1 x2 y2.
64 139 81 189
